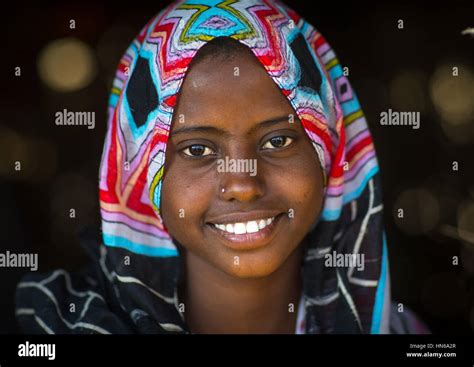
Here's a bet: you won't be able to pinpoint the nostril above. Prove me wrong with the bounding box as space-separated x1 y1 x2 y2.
218 183 264 203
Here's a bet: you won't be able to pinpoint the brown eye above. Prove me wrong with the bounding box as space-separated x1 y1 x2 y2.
182 144 215 157
262 136 293 150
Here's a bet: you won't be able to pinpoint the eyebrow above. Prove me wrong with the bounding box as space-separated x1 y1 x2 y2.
171 115 293 137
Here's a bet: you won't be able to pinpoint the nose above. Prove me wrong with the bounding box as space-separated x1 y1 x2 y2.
218 169 264 203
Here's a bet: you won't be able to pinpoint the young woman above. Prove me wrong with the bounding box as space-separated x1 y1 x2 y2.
16 0 428 334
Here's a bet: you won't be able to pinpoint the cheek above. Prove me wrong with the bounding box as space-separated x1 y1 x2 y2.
160 164 213 243
296 164 323 208
268 154 323 229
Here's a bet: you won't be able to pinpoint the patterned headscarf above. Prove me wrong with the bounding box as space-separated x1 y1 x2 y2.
16 0 391 334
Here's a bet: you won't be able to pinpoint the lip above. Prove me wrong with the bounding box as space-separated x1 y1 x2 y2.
206 212 286 251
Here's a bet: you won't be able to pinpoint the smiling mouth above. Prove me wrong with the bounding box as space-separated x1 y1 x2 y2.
206 213 286 251
213 216 276 234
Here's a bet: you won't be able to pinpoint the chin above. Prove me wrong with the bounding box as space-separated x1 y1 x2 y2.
219 254 284 279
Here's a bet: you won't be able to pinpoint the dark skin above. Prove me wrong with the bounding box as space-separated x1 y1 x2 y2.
160 45 324 334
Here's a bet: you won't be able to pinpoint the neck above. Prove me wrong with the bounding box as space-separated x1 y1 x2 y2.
181 246 303 334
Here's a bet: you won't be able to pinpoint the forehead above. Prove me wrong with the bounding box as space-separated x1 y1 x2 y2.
173 46 294 122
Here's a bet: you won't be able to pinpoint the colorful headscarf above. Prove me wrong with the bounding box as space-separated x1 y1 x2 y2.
16 0 393 334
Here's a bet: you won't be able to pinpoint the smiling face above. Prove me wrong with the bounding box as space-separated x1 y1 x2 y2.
160 39 324 278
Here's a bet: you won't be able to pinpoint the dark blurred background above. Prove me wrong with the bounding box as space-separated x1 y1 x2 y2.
1 0 473 334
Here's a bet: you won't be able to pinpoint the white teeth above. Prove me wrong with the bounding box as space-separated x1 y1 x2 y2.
225 223 234 233
234 223 246 235
246 221 259 233
213 217 276 234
